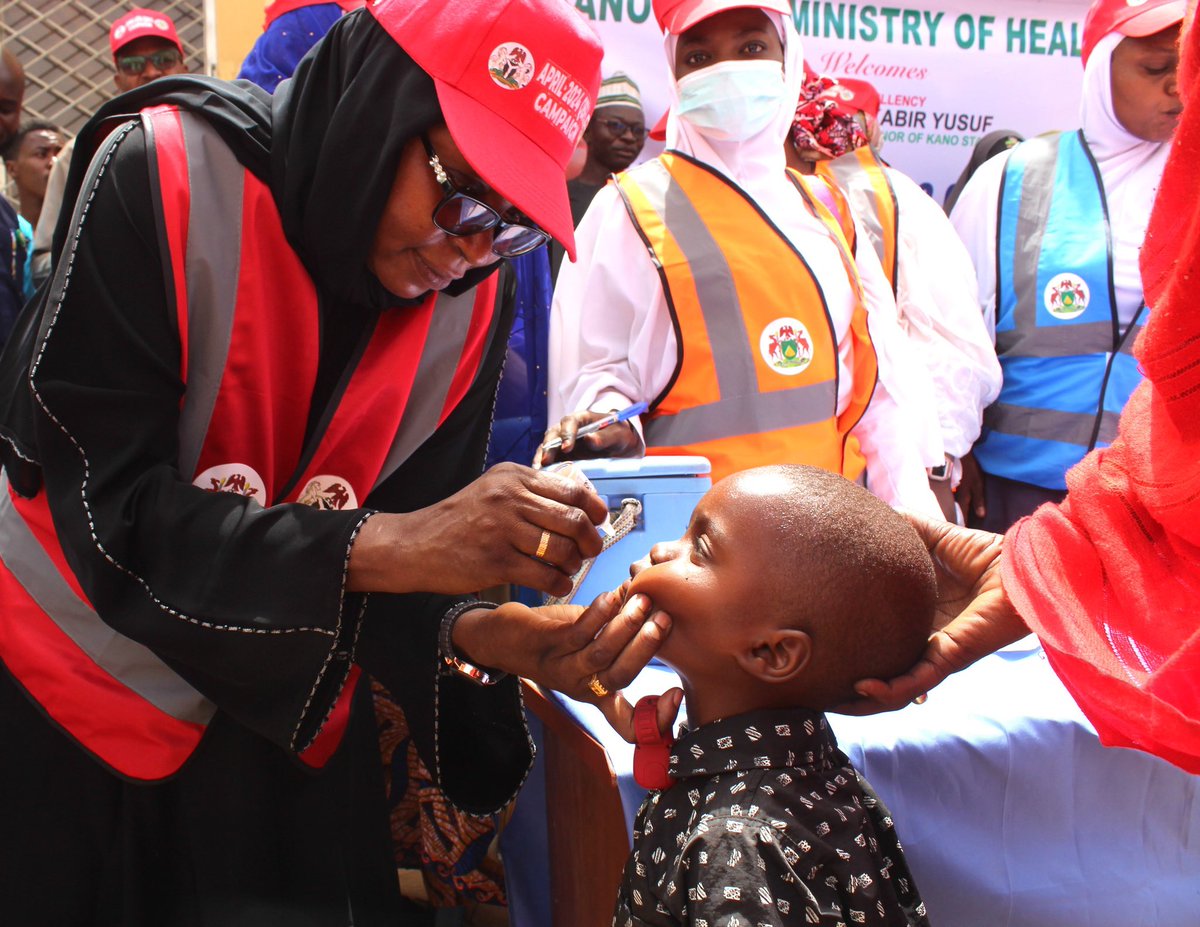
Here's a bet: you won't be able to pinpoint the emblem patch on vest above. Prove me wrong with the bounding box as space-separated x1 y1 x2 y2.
488 44 535 90
1044 273 1090 321
298 476 358 511
194 463 266 500
760 318 814 376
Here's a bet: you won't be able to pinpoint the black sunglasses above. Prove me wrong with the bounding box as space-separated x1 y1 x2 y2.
116 48 183 75
597 117 647 141
421 135 549 258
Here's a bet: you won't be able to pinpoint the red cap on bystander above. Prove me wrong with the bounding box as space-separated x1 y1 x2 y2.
1082 0 1187 65
368 0 602 261
109 8 183 58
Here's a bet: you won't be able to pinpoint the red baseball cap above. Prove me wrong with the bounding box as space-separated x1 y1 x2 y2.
652 0 792 35
1082 0 1186 65
825 78 881 119
368 0 602 261
110 8 183 58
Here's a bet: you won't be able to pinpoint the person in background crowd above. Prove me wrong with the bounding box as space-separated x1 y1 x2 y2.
548 72 647 282
949 0 1184 532
0 2 671 923
4 121 65 230
569 72 646 224
941 129 1024 215
845 5 1200 776
0 48 27 345
31 7 188 288
788 75 1002 521
542 0 941 520
238 1 366 93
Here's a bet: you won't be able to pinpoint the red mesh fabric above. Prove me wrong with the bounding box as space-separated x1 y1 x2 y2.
1002 17 1200 773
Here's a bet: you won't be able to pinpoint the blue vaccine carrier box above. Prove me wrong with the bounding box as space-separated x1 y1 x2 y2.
568 456 712 607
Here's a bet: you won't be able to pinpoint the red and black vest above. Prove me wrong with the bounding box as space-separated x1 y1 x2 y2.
0 106 501 780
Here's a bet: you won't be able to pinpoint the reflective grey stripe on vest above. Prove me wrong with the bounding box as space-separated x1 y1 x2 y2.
371 287 505 492
997 135 1113 358
165 113 498 494
983 402 1120 448
170 111 246 480
627 161 836 449
825 155 890 278
0 474 216 725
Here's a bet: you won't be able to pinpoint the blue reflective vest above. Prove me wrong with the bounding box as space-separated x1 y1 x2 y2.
974 130 1146 490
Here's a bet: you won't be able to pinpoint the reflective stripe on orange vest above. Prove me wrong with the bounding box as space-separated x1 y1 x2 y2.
615 152 878 484
0 106 499 780
816 146 899 295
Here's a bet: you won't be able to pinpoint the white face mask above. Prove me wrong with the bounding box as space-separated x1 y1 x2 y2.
675 58 786 142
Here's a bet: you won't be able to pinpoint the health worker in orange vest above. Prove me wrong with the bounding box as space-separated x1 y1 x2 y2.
540 0 941 518
0 2 671 922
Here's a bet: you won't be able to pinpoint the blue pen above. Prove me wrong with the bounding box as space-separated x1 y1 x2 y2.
540 401 648 454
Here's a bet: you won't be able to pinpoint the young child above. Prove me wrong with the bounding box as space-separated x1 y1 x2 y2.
614 464 935 926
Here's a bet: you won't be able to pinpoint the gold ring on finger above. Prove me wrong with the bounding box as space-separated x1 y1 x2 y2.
588 674 609 698
535 529 552 560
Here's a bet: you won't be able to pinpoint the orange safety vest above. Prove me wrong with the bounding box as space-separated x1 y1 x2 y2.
615 151 878 484
815 146 899 294
0 106 501 781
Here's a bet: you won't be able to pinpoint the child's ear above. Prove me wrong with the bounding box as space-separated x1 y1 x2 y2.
740 630 811 683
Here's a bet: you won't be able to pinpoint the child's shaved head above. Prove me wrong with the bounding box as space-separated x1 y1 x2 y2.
725 465 937 704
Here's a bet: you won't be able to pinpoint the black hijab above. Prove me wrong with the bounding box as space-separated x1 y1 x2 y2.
2 9 498 488
942 129 1025 215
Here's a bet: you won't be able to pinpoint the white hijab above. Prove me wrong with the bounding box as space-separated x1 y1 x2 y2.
1081 31 1173 317
661 11 815 237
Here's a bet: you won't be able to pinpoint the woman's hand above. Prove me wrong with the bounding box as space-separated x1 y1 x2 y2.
452 589 672 709
834 511 1029 715
347 462 610 598
534 410 643 469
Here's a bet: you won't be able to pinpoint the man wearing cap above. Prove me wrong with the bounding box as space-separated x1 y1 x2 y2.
542 0 942 519
789 75 1002 522
31 8 188 288
950 0 1184 533
0 2 670 923
570 72 647 224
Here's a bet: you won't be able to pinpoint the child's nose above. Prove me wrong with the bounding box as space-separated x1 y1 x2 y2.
648 540 679 563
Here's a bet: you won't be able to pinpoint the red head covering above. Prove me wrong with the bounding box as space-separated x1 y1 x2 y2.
791 74 870 158
109 8 183 58
652 0 792 35
1082 0 1187 64
367 0 602 260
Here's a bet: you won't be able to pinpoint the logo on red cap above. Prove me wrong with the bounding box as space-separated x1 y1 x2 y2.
488 43 536 90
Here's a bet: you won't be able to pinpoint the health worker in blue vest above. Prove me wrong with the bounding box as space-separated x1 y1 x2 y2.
950 0 1185 534
0 2 673 923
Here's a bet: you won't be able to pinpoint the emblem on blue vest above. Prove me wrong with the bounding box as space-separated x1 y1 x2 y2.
1044 272 1090 321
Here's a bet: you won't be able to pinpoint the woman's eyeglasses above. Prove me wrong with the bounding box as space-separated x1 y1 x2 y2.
421 135 550 258
597 118 647 141
116 48 183 75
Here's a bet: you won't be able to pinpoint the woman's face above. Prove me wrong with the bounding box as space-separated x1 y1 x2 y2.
672 7 784 79
1110 25 1182 143
368 124 506 300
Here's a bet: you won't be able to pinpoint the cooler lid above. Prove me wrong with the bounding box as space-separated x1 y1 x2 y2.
576 456 711 480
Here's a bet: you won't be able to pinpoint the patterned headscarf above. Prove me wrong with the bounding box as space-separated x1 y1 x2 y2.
790 72 869 158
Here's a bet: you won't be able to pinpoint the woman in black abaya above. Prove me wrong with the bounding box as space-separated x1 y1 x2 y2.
0 4 663 924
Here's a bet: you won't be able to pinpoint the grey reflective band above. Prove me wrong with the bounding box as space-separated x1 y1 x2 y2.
633 160 759 399
1002 134 1113 358
171 112 246 481
630 161 837 447
644 380 839 447
996 321 1132 357
826 156 891 282
0 474 216 725
371 288 501 492
984 402 1120 449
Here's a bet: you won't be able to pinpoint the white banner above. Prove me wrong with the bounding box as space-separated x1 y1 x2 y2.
574 0 1092 204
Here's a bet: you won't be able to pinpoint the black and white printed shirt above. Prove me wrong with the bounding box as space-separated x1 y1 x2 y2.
613 707 930 927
